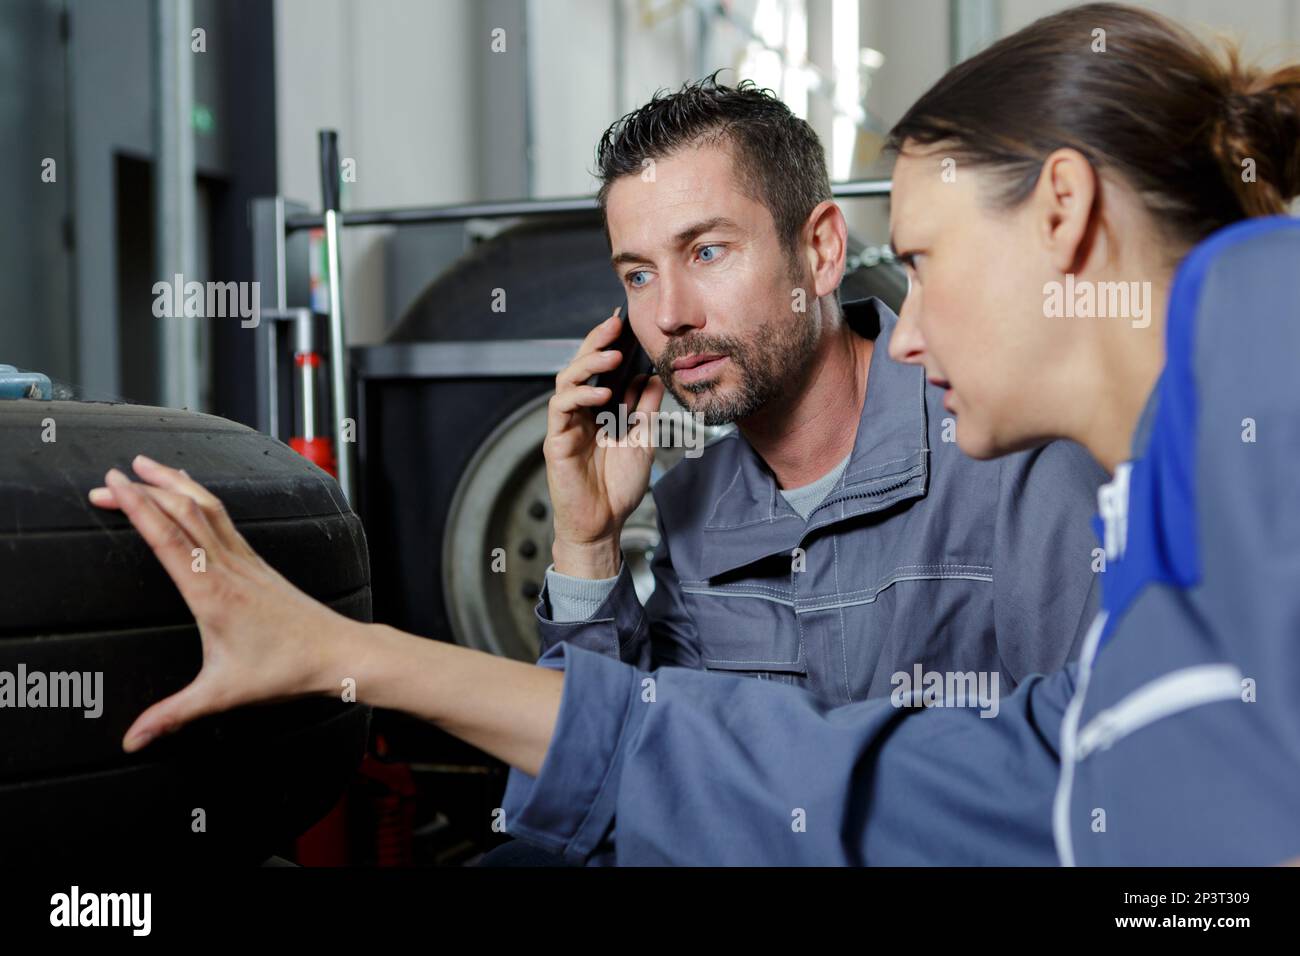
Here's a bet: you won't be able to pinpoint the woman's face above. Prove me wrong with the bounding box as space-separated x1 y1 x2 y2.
887 147 1081 459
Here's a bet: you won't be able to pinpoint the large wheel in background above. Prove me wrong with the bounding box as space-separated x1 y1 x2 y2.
388 214 907 344
441 391 727 661
373 213 907 664
0 400 372 865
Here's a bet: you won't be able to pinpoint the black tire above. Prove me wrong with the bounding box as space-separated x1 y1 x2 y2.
386 213 907 344
0 400 372 866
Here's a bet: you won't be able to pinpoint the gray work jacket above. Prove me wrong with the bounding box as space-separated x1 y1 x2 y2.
532 297 1107 705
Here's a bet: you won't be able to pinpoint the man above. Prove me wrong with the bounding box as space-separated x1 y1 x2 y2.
532 73 1104 703
484 74 1105 862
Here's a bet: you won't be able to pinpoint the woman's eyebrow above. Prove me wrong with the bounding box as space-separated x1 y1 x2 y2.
889 236 923 261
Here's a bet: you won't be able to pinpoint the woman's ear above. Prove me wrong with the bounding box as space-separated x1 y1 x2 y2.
1034 148 1098 275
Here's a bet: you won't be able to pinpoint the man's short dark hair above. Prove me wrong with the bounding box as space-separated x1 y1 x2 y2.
594 70 832 277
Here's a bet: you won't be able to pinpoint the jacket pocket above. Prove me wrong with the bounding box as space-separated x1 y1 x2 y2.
682 585 807 679
1074 663 1243 761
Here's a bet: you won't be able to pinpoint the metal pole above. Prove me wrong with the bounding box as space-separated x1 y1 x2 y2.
695 0 712 83
833 179 893 198
282 178 893 232
949 0 1000 66
612 0 626 118
154 0 198 410
318 130 353 504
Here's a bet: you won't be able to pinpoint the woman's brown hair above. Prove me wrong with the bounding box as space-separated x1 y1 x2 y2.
887 2 1300 248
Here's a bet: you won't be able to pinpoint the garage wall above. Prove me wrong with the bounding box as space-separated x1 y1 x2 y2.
272 0 1300 341
867 0 1300 134
1002 0 1300 60
0 0 73 385
527 0 704 198
274 0 478 344
848 0 1300 243
63 0 272 405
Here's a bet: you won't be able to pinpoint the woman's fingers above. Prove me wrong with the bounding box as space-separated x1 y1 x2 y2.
90 456 256 559
130 454 221 507
88 486 117 507
126 482 224 557
103 469 208 604
98 475 220 560
121 669 224 753
130 454 251 555
95 454 346 755
95 469 227 752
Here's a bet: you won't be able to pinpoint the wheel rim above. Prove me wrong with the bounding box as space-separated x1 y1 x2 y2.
442 391 725 660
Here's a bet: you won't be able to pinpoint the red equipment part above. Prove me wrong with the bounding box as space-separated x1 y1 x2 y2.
290 435 337 476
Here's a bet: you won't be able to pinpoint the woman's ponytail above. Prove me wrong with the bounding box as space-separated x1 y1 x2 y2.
1209 54 1300 217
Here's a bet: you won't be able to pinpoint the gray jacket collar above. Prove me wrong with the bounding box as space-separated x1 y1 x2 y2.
697 297 931 578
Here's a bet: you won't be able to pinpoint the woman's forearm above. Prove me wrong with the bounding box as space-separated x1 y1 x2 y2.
321 622 564 776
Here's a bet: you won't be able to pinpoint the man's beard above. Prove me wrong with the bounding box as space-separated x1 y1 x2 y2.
655 302 821 426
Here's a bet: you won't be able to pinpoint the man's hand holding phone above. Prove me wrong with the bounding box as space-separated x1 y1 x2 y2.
544 306 665 580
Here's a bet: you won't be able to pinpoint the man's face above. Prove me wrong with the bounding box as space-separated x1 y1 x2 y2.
605 141 820 426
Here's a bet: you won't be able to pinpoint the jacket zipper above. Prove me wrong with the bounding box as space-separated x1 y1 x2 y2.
1074 663 1244 761
808 468 924 520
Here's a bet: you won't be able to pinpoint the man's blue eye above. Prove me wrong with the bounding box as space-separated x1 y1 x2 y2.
628 271 648 287
698 244 723 262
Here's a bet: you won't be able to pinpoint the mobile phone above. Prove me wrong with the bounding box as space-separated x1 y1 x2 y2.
590 304 654 438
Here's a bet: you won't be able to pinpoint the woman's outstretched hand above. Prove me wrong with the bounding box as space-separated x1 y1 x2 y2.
89 453 563 775
88 454 361 753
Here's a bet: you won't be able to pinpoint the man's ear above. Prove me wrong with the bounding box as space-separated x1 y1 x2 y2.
1033 148 1098 275
803 200 848 299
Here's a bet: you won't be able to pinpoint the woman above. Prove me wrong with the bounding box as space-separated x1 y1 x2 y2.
91 3 1300 864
